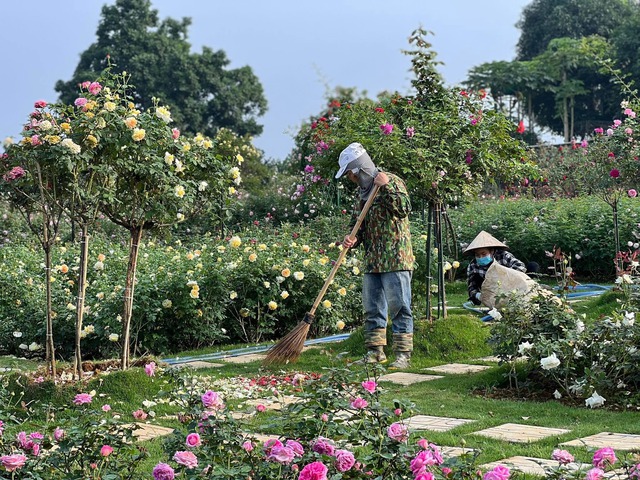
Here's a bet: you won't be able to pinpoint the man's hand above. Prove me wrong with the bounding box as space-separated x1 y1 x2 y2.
343 235 356 249
374 171 389 186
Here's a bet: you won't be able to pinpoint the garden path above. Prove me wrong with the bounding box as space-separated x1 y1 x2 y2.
143 356 640 477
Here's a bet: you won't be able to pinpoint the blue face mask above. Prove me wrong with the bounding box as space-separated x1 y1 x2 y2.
476 255 493 267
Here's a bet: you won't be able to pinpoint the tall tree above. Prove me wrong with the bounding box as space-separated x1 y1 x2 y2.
55 0 267 139
513 0 630 138
516 0 631 61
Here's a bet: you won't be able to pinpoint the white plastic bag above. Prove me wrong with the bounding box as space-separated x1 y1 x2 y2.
481 262 537 309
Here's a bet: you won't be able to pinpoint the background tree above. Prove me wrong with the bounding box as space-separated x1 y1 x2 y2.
510 0 631 139
516 0 631 60
55 0 267 139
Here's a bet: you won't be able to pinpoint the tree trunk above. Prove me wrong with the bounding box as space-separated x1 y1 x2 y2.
435 203 447 319
424 204 433 322
121 226 144 370
43 243 56 378
73 224 90 378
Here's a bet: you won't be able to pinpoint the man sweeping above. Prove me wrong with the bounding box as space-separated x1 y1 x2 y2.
336 142 415 369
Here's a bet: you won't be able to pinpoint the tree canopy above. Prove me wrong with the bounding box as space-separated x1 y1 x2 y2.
516 0 632 61
55 0 267 139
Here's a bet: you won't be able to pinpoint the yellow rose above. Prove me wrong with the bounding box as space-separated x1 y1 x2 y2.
124 117 137 129
338 287 347 296
336 320 345 330
229 236 242 248
281 268 291 278
249 253 257 262
132 128 146 141
268 301 278 310
280 290 289 299
322 300 332 309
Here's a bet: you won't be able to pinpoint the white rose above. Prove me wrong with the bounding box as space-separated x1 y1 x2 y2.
518 341 533 355
585 391 606 408
540 353 561 370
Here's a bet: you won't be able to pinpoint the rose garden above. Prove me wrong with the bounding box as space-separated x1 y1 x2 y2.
4 2 640 479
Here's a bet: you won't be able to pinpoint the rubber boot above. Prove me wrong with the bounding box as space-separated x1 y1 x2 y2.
361 328 387 364
389 333 413 369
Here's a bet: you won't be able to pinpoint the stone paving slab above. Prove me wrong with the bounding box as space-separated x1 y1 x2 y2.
481 456 590 476
378 372 444 385
179 360 225 369
220 353 266 364
472 423 570 443
561 432 640 450
424 363 492 375
132 423 175 441
406 415 475 432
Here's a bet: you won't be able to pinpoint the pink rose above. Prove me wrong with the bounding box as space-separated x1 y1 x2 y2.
321 413 328 422
350 397 368 409
144 362 156 377
415 474 435 480
629 189 638 198
30 135 41 146
1 454 27 472
152 462 175 480
592 447 617 468
387 422 409 442
610 169 620 178
379 123 394 135
361 380 377 393
172 128 180 140
334 449 356 472
34 100 47 109
88 82 102 95
263 438 283 455
74 97 88 107
586 468 605 480
201 390 224 410
100 445 113 457
442 467 453 476
54 427 65 441
483 465 511 480
268 445 295 464
417 438 429 449
406 126 415 138
552 449 574 465
102 404 111 412
242 440 253 452
81 81 91 89
73 393 93 405
256 404 266 412
298 461 328 480
173 450 198 469
311 437 335 456
285 439 304 457
630 464 640 479
394 408 402 416
133 409 148 420
185 433 201 448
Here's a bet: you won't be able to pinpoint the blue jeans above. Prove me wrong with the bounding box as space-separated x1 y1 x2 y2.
362 271 413 334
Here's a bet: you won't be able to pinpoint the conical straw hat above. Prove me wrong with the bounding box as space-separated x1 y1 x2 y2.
463 231 509 255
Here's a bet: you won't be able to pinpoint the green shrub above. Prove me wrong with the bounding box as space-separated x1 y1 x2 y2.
449 195 640 278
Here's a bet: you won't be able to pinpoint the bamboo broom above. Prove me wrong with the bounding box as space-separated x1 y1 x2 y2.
263 184 380 364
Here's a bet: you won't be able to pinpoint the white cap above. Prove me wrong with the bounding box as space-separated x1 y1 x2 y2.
335 142 367 179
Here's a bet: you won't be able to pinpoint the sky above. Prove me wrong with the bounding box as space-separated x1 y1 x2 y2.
0 0 532 161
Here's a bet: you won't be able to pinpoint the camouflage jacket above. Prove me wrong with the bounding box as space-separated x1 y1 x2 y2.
350 172 415 273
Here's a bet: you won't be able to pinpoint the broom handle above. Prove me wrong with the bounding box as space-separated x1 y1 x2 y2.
309 184 381 315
